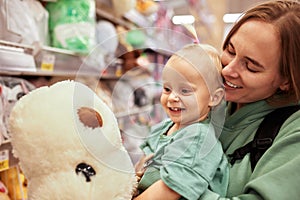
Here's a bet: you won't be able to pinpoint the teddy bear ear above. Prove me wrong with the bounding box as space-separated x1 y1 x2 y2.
77 107 103 129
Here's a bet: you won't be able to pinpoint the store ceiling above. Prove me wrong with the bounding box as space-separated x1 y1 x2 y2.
151 0 269 47
157 0 269 15
96 0 270 48
226 0 269 13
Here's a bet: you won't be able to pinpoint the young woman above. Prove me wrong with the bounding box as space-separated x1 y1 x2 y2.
201 0 300 199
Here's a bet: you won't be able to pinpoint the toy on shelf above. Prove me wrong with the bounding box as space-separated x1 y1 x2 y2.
135 0 159 16
112 0 136 16
0 179 10 200
0 76 35 144
9 80 136 200
0 166 26 200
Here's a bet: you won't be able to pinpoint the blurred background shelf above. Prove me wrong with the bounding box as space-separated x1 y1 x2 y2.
0 40 104 77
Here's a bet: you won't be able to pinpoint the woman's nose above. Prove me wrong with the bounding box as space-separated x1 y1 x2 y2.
221 58 239 78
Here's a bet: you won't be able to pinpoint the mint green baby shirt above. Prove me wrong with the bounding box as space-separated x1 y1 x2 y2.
138 119 229 200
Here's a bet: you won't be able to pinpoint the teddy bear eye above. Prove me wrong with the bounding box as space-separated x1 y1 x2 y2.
77 107 103 128
75 162 96 182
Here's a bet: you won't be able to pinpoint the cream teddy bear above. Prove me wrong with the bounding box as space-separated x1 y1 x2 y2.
9 80 137 200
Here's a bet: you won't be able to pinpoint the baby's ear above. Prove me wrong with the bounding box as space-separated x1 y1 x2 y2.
208 88 225 107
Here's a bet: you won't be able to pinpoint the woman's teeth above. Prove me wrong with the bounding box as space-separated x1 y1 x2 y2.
226 81 241 88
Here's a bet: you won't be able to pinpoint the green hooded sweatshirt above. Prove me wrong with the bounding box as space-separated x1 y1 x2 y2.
200 100 300 200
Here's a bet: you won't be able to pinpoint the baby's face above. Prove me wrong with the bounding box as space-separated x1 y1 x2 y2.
160 55 212 128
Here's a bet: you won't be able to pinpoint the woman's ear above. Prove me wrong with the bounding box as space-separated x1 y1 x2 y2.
279 78 290 91
208 88 225 107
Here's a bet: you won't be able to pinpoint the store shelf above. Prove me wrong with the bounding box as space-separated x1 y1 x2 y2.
115 104 153 118
0 41 36 75
0 40 104 77
96 8 133 30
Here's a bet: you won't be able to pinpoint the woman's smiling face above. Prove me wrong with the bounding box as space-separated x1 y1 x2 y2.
221 20 289 106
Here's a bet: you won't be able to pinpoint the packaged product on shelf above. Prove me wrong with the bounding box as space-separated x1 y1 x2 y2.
0 0 49 45
46 0 96 54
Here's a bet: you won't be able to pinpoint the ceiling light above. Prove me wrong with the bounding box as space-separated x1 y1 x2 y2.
172 15 195 25
223 13 243 23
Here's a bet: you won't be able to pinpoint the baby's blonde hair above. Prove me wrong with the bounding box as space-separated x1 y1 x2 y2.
199 44 222 73
173 43 223 93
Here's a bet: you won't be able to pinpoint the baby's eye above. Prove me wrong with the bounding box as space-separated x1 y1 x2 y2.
180 88 192 95
163 86 171 93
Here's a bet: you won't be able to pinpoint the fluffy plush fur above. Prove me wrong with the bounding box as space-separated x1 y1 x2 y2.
9 80 136 200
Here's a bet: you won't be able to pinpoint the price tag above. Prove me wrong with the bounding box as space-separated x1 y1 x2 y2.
41 53 55 71
0 150 9 172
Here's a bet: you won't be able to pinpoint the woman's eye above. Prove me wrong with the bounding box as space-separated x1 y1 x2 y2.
227 48 235 56
247 66 258 73
244 61 259 73
225 44 236 56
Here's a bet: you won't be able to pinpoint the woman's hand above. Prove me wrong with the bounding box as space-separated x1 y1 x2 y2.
133 180 181 200
134 153 154 181
133 154 180 200
132 154 154 198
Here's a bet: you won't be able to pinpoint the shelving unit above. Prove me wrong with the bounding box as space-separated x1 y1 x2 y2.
0 40 102 77
0 2 184 199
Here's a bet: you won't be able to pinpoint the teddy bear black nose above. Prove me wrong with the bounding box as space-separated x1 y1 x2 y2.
75 162 96 182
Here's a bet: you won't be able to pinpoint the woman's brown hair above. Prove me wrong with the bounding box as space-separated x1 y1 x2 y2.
223 0 300 106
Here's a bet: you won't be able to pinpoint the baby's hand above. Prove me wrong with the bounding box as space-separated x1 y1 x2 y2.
134 154 154 181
